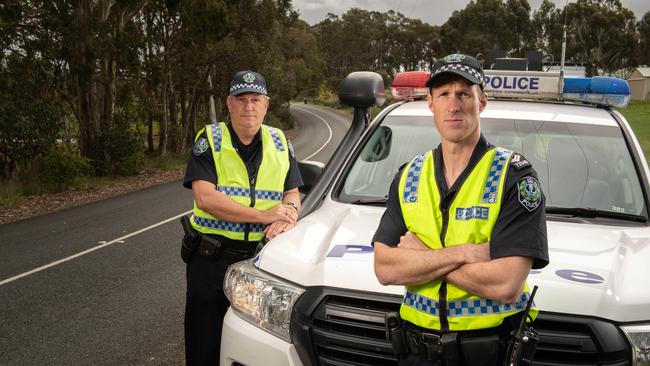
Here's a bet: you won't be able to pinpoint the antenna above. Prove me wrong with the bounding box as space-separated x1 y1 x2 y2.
559 0 569 98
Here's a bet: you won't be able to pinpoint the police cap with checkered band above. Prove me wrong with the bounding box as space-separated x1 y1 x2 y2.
229 70 268 96
426 54 485 90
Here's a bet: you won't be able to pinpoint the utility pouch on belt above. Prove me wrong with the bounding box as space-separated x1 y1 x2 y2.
199 235 222 257
180 215 201 263
460 335 499 366
385 312 406 355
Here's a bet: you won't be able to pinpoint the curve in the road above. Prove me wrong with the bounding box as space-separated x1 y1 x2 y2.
293 106 334 161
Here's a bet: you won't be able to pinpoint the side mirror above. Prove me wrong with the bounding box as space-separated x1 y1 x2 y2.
298 160 325 195
300 72 385 218
338 72 386 108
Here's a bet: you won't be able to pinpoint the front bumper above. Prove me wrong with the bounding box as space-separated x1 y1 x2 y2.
220 309 303 366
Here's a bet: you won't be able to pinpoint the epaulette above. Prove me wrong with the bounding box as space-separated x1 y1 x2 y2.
510 153 531 170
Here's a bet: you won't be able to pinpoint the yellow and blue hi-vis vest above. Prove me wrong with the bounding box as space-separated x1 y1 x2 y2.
398 147 537 332
190 122 289 241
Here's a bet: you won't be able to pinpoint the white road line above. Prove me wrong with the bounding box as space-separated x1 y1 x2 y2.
295 106 333 161
0 210 193 287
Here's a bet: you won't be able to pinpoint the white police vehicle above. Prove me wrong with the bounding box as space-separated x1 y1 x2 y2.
220 69 650 365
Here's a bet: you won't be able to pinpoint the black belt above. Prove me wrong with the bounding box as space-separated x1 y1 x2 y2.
199 235 257 258
402 321 505 365
403 323 458 364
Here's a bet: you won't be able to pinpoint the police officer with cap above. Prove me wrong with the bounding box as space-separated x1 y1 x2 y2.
373 54 549 365
182 70 303 365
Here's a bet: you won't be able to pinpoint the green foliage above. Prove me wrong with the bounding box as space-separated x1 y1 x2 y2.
441 0 520 57
0 55 63 178
532 0 638 76
36 148 91 192
314 9 438 84
93 127 145 176
266 108 294 130
564 0 638 76
639 12 650 65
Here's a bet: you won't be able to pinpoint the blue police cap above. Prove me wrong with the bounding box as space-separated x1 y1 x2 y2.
426 54 485 90
229 70 268 96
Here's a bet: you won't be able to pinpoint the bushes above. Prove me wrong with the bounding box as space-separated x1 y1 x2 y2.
93 127 145 176
36 148 91 191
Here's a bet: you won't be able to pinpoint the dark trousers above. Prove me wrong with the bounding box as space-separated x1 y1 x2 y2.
184 248 254 366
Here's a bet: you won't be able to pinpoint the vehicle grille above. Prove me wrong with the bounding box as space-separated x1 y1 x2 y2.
291 288 631 366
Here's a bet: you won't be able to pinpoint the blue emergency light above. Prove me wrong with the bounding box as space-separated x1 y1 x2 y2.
562 77 631 108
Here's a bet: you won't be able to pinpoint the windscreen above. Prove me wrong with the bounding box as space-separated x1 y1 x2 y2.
340 115 646 217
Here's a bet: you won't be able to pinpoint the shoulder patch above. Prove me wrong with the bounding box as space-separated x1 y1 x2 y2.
193 137 209 156
517 176 541 212
510 153 531 170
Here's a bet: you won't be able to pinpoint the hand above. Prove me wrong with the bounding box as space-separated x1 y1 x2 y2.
397 231 429 250
263 204 298 224
459 242 491 264
264 220 295 240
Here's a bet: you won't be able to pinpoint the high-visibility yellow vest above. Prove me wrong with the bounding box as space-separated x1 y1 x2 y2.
398 147 537 331
190 122 289 241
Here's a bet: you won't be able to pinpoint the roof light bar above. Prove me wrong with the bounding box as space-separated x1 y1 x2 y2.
390 70 631 108
391 71 430 100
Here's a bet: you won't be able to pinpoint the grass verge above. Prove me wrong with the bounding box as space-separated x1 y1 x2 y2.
618 101 650 161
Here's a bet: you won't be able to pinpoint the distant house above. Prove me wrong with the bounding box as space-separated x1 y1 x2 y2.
628 67 650 101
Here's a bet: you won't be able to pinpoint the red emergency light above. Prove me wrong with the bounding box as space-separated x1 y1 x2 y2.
391 71 430 100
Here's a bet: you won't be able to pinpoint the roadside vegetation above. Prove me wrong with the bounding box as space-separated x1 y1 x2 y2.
1 0 650 211
619 101 650 161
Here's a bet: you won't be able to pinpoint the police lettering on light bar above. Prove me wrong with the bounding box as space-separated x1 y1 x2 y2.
483 70 561 99
391 69 631 108
484 75 539 91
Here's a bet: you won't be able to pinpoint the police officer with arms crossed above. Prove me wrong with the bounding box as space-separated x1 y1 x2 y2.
182 70 302 366
373 54 549 366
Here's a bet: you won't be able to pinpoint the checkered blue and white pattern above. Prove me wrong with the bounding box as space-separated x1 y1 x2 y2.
193 216 266 233
217 186 250 198
249 223 266 232
403 290 441 316
229 83 267 95
481 148 513 204
435 64 484 87
266 127 285 152
255 189 283 201
402 154 426 203
217 186 283 201
403 291 531 317
210 124 222 152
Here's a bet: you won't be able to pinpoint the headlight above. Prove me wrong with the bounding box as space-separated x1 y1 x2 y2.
224 259 304 342
621 323 650 365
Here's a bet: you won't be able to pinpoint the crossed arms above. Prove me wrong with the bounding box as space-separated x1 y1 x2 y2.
192 180 300 239
373 232 533 304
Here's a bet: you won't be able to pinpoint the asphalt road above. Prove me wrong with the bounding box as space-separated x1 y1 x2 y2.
0 104 351 366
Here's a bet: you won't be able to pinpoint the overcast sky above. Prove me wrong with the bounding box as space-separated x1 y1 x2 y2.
293 0 649 26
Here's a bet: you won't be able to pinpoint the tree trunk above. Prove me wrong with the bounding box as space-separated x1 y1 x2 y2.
159 80 169 156
100 56 117 132
147 113 154 153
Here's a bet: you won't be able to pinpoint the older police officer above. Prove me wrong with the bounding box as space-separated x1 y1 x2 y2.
182 70 302 365
373 54 548 365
